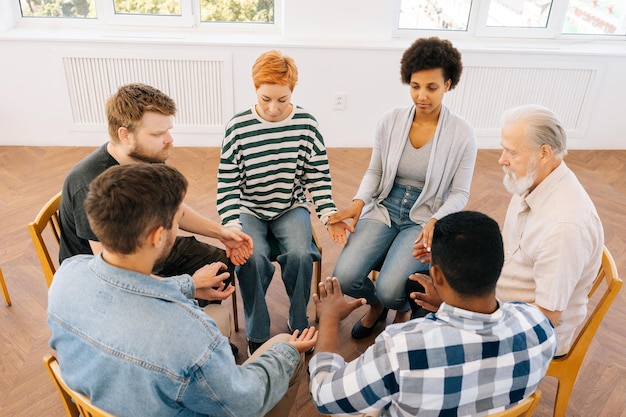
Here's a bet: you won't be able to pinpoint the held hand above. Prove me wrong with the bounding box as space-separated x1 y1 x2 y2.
327 200 364 232
327 222 351 245
415 218 437 254
412 241 431 264
313 277 366 323
289 327 318 354
228 246 249 266
221 228 253 265
192 262 235 301
408 273 441 312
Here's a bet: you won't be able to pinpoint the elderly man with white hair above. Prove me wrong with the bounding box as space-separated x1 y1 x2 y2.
411 104 604 357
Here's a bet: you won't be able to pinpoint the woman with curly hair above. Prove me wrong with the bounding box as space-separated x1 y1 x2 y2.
328 37 477 339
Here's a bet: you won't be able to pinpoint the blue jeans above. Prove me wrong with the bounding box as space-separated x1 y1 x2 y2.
333 184 429 312
237 207 320 343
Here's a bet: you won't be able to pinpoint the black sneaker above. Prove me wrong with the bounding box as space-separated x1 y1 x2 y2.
247 340 265 356
230 343 239 357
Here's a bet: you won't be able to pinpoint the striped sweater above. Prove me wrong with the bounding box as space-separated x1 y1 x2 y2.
217 105 337 229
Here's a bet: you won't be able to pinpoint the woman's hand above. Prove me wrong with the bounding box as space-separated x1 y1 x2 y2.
219 227 253 265
327 222 351 244
413 218 437 263
327 200 365 233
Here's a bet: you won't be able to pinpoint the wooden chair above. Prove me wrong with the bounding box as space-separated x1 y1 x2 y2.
487 390 542 417
27 191 62 287
43 354 116 417
545 245 622 417
0 267 11 306
26 191 243 333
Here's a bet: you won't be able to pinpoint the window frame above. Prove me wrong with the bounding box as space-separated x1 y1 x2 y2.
12 0 281 31
393 0 626 41
97 0 194 27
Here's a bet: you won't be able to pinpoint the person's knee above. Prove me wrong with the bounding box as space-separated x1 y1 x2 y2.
281 246 313 263
237 254 273 286
376 280 406 309
241 251 269 271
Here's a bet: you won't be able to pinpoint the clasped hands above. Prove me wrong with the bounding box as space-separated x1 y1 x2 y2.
220 227 254 266
326 200 365 245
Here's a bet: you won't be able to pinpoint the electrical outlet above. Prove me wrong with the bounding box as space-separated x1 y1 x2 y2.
333 93 347 110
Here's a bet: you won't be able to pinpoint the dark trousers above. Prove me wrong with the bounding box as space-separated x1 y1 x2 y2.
153 236 234 307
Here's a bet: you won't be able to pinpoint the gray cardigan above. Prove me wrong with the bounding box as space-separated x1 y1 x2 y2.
355 104 477 226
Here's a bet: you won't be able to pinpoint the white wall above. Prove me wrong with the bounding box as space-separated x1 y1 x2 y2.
1 0 625 149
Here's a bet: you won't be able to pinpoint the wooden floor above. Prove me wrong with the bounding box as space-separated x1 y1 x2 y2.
0 146 624 417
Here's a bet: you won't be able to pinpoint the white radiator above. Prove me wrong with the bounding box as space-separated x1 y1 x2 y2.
62 54 233 131
443 61 603 137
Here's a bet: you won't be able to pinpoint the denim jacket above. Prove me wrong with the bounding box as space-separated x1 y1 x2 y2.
48 254 300 417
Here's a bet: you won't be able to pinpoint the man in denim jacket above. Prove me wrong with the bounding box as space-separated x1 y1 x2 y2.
48 163 317 417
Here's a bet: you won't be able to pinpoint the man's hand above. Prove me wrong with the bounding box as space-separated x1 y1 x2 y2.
220 228 253 266
314 277 366 324
192 262 235 301
289 327 318 353
327 222 351 245
313 277 365 354
408 273 441 312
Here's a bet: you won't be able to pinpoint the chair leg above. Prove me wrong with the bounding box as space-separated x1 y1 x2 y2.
552 377 576 417
0 268 11 307
314 260 322 322
231 289 239 332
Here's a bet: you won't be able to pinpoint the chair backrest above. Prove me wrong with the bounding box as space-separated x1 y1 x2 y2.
487 390 542 417
43 354 116 417
546 245 622 416
563 245 623 361
27 191 62 287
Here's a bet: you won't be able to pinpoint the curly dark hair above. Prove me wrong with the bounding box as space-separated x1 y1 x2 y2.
400 37 463 89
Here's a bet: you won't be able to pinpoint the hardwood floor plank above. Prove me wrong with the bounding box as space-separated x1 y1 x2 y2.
0 146 624 417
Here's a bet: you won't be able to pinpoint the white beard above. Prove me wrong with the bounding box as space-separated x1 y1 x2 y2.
502 160 537 195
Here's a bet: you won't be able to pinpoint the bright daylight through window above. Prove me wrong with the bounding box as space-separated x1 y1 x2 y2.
18 0 275 23
398 0 626 35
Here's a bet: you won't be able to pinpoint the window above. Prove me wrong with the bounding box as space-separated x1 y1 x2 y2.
398 0 473 31
199 0 274 23
19 0 96 18
397 0 626 37
485 0 551 28
17 0 275 24
563 0 626 35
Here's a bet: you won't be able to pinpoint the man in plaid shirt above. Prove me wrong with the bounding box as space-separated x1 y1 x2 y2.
309 211 556 416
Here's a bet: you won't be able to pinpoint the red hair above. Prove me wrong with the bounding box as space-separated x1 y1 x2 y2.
252 50 298 91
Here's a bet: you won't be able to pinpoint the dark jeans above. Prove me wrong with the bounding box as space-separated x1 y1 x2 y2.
153 236 234 307
405 270 431 320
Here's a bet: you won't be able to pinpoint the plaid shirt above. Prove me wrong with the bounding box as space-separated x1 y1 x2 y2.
309 301 556 417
